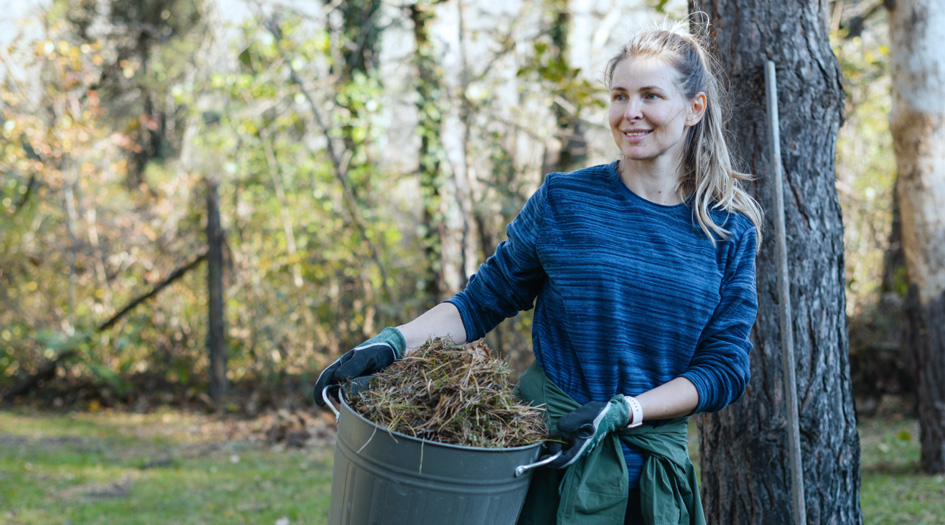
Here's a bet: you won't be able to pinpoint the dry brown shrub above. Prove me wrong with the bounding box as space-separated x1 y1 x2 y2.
348 338 547 448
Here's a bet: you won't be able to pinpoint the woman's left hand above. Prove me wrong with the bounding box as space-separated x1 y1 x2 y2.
544 395 631 468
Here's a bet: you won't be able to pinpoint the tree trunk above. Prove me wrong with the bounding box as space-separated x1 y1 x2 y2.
341 0 383 76
888 0 945 474
335 0 383 200
260 129 304 288
880 178 905 296
689 1 862 523
454 0 477 289
411 2 446 301
542 0 588 175
207 177 227 403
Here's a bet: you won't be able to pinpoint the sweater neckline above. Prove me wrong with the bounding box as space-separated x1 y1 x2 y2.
608 161 688 211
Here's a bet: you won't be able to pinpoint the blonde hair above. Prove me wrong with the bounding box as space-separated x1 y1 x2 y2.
604 21 763 246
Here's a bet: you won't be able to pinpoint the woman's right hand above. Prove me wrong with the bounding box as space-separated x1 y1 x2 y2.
313 327 406 406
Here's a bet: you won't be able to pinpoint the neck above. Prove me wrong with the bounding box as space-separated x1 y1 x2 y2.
617 158 683 205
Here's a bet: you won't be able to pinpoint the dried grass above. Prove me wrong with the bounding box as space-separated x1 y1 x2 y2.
347 338 547 448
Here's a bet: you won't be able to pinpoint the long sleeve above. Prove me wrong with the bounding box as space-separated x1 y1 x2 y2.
445 182 548 342
681 225 757 413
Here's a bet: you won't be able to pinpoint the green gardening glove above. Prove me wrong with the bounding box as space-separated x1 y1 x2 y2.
314 327 406 406
545 395 631 469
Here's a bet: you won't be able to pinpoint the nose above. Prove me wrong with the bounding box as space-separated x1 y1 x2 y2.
623 97 642 120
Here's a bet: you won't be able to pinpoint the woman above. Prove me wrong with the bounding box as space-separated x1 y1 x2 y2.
315 23 762 525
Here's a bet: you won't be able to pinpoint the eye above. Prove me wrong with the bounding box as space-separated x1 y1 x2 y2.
612 92 627 102
645 92 661 100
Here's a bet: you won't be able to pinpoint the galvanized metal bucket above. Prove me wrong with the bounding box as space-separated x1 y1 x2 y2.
323 387 554 525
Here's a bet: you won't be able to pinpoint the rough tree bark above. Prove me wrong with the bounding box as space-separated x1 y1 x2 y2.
689 1 862 523
887 0 945 474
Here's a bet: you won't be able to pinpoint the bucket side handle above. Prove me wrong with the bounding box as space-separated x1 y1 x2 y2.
514 451 562 477
321 386 341 420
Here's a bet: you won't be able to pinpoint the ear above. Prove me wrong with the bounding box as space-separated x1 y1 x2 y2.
686 92 707 127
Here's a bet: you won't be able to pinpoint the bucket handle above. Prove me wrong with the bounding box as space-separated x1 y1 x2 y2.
321 386 341 420
514 451 562 477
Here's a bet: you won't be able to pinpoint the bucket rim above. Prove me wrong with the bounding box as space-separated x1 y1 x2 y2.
339 391 544 454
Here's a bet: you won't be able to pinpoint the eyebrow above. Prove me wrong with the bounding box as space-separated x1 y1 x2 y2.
610 85 667 92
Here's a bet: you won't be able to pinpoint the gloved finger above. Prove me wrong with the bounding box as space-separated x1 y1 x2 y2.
543 423 596 469
344 376 373 398
544 439 586 469
547 423 595 466
555 417 598 441
313 358 344 406
555 402 605 433
334 347 393 380
539 434 565 457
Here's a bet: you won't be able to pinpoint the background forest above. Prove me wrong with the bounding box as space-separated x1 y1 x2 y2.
0 0 901 414
5 0 942 523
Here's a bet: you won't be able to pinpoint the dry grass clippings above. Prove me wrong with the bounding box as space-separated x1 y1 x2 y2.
347 339 546 448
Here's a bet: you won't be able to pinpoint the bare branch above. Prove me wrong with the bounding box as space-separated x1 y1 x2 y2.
3 250 209 402
260 13 398 311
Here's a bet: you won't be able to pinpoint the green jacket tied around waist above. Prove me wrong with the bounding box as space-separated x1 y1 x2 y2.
513 361 706 525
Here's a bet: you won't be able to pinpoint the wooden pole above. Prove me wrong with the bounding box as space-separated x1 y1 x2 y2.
765 60 807 525
207 177 227 403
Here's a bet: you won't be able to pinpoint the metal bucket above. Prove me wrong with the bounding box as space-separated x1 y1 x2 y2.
324 388 552 525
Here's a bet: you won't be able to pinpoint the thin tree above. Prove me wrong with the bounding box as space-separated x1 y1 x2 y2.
689 1 863 522
410 0 451 300
542 0 587 174
887 0 945 473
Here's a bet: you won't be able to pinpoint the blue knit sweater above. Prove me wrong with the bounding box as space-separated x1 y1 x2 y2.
445 161 757 486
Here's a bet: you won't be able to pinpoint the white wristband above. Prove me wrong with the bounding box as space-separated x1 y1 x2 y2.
625 396 643 428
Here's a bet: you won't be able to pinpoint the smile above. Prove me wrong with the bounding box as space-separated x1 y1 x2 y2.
622 130 652 142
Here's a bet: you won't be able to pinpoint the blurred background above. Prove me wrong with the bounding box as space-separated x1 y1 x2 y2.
0 0 902 415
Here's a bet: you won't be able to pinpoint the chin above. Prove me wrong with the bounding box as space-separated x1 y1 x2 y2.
622 151 658 162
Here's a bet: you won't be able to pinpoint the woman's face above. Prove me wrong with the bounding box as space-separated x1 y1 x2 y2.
608 56 705 167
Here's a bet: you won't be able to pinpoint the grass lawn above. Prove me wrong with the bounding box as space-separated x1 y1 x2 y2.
2 408 944 523
858 417 945 524
0 409 333 524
